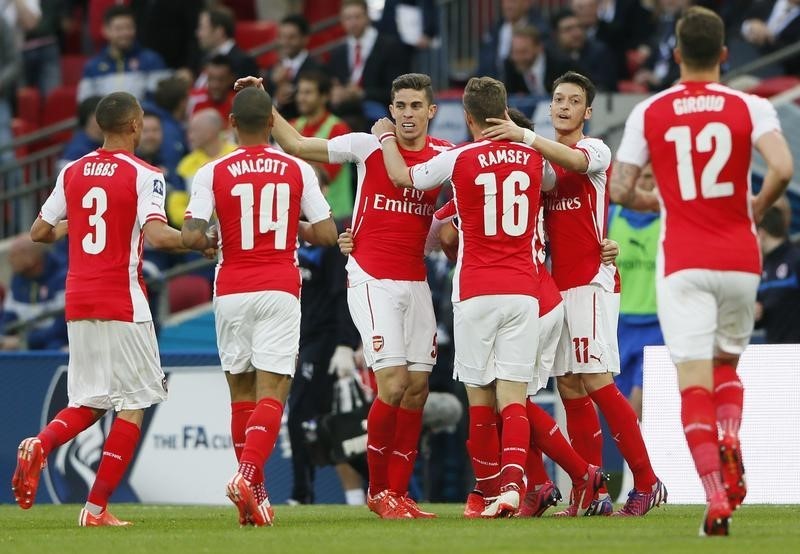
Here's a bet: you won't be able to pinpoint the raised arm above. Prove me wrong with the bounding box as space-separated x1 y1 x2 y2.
482 117 589 172
752 130 793 222
609 161 660 212
372 118 414 188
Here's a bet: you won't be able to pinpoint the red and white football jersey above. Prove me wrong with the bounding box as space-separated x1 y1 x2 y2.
543 137 619 292
39 149 168 322
185 145 331 297
409 139 545 302
327 133 452 285
533 205 562 317
617 81 781 277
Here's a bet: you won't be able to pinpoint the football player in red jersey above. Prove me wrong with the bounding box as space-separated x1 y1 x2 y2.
234 73 451 519
611 7 793 536
483 71 665 517
183 87 338 526
12 92 216 526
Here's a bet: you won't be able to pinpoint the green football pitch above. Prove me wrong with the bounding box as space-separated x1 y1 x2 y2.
2 504 799 554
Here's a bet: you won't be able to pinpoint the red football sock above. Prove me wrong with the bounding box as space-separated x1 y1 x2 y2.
238 398 284 485
562 396 603 467
681 386 726 501
525 445 549 488
86 418 141 510
231 401 255 462
467 405 500 497
713 364 743 437
37 406 97 457
590 383 657 492
527 399 588 484
388 407 423 495
366 397 398 495
500 403 529 491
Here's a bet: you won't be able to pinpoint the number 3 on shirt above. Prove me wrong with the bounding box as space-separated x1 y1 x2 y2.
664 123 734 201
232 182 290 250
475 170 530 236
82 187 107 255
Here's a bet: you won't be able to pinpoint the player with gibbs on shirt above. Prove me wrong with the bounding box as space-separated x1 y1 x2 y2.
375 76 547 518
12 92 216 527
182 87 338 527
234 72 451 519
482 71 665 518
611 7 793 536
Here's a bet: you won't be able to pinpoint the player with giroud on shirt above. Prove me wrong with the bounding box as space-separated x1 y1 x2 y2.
234 72 452 519
610 7 793 536
482 71 665 517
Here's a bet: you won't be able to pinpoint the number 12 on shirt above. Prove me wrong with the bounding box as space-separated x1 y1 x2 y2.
231 182 290 250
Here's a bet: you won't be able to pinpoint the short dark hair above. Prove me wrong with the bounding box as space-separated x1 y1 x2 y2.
551 8 578 31
677 6 724 70
207 53 235 72
103 5 135 25
204 6 235 39
759 206 787 238
463 77 507 128
512 25 541 45
341 0 369 13
391 73 434 104
77 95 103 129
281 14 310 36
296 69 332 96
95 92 141 134
552 71 596 107
153 76 189 112
231 87 272 134
507 107 534 131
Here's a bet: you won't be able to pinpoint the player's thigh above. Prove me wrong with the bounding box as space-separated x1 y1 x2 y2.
494 295 539 383
528 302 564 396
251 291 301 376
404 280 437 370
347 280 406 371
657 270 717 363
452 296 501 387
214 292 257 375
714 272 760 357
555 285 620 375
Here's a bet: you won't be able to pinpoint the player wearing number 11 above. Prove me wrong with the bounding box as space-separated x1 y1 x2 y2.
182 87 337 527
611 7 793 536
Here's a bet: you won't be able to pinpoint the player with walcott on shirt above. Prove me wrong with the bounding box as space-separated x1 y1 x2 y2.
234 73 451 519
483 71 665 517
182 87 338 527
12 92 216 526
375 76 548 517
610 7 793 536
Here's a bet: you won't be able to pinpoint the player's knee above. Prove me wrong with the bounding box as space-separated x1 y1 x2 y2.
402 379 429 409
376 365 410 406
557 373 586 398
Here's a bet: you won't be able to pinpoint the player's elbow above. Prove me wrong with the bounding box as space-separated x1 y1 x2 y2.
180 227 206 250
772 156 794 186
30 219 53 243
313 218 339 247
389 172 413 189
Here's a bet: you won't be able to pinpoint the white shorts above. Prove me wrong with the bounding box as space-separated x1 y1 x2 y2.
657 269 759 363
552 285 620 377
453 295 539 387
527 303 564 396
347 279 437 372
214 291 300 375
67 320 167 411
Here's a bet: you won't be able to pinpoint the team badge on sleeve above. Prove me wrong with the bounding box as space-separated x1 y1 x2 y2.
372 335 384 352
153 179 164 196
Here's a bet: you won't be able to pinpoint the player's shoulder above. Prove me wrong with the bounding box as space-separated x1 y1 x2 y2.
262 145 318 177
633 83 688 116
704 82 774 112
575 136 609 151
428 135 455 151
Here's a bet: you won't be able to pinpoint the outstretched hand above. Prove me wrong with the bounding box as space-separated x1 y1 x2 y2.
234 76 265 92
482 117 525 142
371 117 396 139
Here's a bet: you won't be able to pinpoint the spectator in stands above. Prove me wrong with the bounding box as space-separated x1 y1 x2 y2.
194 4 259 86
0 235 67 351
551 8 617 91
327 0 410 127
756 204 800 344
631 0 688 91
188 54 236 121
570 0 654 80
22 0 66 96
136 111 181 191
76 5 172 102
504 26 570 97
169 108 236 226
142 76 189 185
57 95 103 169
477 0 549 80
291 70 354 219
131 0 203 70
267 14 322 121
377 0 440 58
741 0 800 75
1 0 41 48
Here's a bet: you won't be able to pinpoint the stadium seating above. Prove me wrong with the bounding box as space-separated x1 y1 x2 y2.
235 20 279 68
60 54 88 87
41 85 78 145
168 274 213 313
16 87 41 128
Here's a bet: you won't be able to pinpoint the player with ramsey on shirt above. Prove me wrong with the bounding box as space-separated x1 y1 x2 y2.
234 72 451 519
483 71 665 517
611 7 793 536
183 87 338 527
